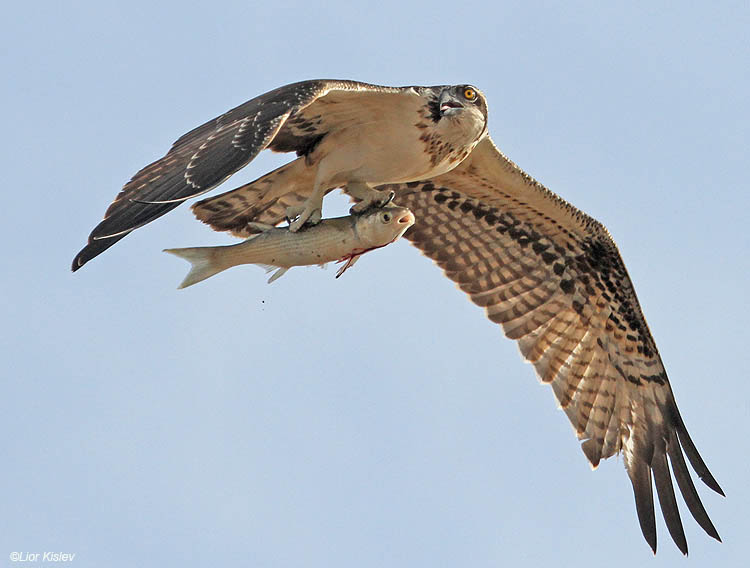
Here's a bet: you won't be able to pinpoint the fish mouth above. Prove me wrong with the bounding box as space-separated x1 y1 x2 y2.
391 209 415 242
397 210 416 226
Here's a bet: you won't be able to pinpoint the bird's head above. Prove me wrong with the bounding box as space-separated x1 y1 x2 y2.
433 84 488 140
439 85 487 116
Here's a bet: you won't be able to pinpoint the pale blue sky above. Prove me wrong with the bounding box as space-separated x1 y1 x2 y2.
3 2 748 566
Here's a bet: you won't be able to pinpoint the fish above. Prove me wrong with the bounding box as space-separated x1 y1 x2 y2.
164 205 415 288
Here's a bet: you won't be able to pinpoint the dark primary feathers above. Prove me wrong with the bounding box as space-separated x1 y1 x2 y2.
72 79 723 554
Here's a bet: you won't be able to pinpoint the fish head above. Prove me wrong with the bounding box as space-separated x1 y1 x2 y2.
354 205 415 247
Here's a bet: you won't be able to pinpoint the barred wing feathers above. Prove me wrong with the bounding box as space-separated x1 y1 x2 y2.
384 136 722 554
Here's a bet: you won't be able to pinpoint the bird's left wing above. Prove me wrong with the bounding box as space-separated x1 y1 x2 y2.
380 136 723 554
71 79 406 270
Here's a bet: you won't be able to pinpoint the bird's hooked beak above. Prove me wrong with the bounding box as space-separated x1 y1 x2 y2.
439 89 463 116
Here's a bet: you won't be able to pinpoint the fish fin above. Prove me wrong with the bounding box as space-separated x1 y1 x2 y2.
266 267 289 283
163 247 227 289
335 254 361 278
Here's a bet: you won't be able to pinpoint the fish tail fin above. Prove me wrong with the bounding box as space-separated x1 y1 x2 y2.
163 247 230 289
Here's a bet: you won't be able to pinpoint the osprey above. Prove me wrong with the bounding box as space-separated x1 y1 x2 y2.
72 79 723 554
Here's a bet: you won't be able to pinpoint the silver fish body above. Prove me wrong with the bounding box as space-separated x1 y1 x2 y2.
164 205 415 288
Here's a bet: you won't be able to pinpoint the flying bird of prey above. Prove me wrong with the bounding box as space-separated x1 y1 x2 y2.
72 79 723 554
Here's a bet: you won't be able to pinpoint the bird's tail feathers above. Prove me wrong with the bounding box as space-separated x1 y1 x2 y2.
192 157 313 237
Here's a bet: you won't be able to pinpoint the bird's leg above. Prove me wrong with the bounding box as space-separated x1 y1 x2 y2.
286 178 326 232
347 182 395 214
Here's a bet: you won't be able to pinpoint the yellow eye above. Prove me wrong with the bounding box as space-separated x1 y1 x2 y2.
463 87 477 101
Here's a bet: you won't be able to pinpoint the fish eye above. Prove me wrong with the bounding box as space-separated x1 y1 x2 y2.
463 87 477 101
381 211 392 223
